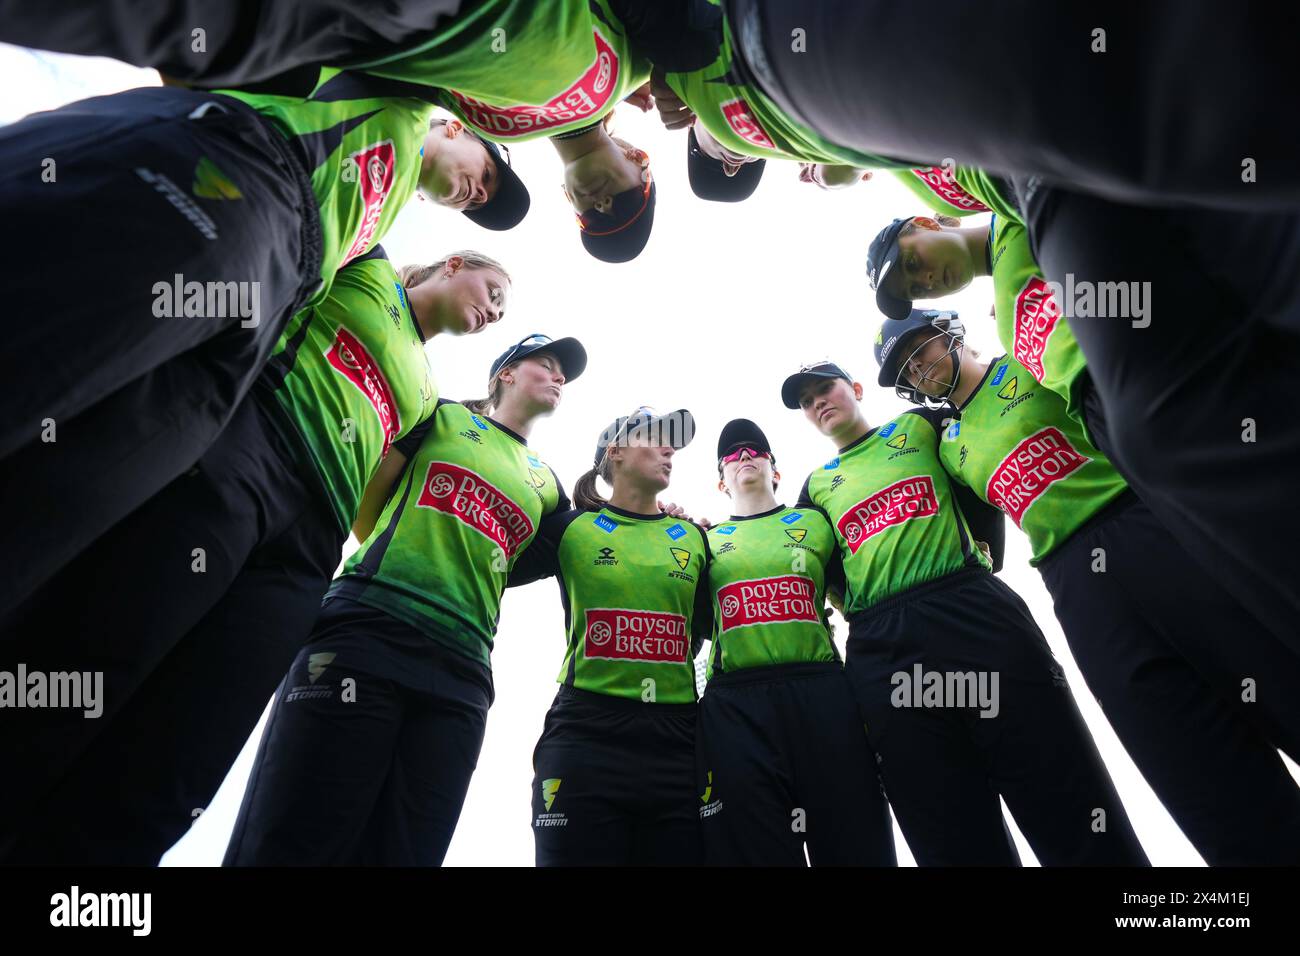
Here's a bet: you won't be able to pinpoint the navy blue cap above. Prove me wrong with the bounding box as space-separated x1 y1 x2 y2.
490 333 587 383
687 127 766 202
462 138 531 231
875 309 960 387
593 407 696 466
780 361 854 409
579 180 657 263
866 217 913 321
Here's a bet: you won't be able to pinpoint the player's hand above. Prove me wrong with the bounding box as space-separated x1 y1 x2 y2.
975 539 993 563
650 69 694 131
623 82 654 112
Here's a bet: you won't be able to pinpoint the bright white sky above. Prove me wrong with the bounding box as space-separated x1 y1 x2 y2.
6 43 1295 867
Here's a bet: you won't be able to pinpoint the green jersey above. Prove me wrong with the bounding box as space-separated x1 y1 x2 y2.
798 408 999 617
349 0 650 142
940 355 1129 564
890 167 993 218
530 506 712 704
261 248 437 534
220 68 433 301
989 214 1089 421
330 400 567 667
952 167 1023 224
705 505 840 678
664 1 907 169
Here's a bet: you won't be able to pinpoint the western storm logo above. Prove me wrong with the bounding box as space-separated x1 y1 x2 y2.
986 427 1090 526
909 166 990 212
446 29 620 138
785 529 807 543
1012 275 1062 384
306 652 336 684
326 327 401 456
998 376 1018 400
542 778 561 812
885 432 907 449
417 462 535 557
342 140 396 264
837 476 940 554
583 608 688 663
670 547 692 570
720 97 777 150
535 777 566 828
717 576 818 632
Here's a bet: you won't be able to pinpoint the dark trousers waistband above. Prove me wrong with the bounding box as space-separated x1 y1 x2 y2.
556 683 698 716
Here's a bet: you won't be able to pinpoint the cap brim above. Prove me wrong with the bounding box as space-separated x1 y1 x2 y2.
525 336 588 383
462 142 531 231
876 284 914 322
579 183 657 263
780 372 829 410
687 128 766 203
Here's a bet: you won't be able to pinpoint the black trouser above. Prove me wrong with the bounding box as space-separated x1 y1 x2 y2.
0 86 321 615
531 686 701 867
224 597 494 866
0 1 468 90
696 661 896 866
0 395 343 865
1022 185 1300 652
1039 493 1300 865
727 0 1299 210
845 568 1149 867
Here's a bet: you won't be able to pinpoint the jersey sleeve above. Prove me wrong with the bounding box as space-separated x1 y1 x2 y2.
393 399 449 460
549 466 572 514
506 506 578 589
823 545 847 608
796 475 816 511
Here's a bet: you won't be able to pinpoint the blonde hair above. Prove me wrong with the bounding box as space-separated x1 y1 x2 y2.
460 363 513 417
572 452 614 512
397 250 511 291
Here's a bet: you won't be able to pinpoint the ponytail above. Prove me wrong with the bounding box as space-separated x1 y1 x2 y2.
398 250 512 291
572 455 613 512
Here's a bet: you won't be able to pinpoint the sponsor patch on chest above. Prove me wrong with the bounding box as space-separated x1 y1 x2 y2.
584 608 688 663
837 475 939 554
717 575 818 631
985 427 1090 526
1011 275 1062 384
326 327 400 455
416 461 534 557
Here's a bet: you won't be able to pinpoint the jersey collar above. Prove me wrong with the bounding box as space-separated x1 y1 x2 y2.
953 358 1004 412
604 504 669 521
727 504 787 522
485 416 527 446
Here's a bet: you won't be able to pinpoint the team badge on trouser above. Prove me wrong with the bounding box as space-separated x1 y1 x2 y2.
530 686 701 866
696 661 896 866
0 85 322 615
844 569 1149 866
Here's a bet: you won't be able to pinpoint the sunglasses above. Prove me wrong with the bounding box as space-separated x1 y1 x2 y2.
496 332 553 370
571 163 654 236
719 447 773 466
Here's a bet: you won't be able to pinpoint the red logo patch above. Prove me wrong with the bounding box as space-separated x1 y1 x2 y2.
717 576 819 632
909 167 990 212
343 140 396 264
326 327 400 456
837 476 939 554
445 29 621 138
584 608 688 663
986 427 1090 526
416 462 535 557
720 98 776 150
1012 276 1062 383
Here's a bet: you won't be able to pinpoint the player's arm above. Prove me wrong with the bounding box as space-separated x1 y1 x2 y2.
353 449 409 543
690 525 714 654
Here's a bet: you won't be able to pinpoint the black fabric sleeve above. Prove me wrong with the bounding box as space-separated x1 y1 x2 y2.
507 507 581 589
607 0 723 72
690 523 714 655
823 545 847 607
953 481 1006 573
795 474 815 510
393 398 452 460
549 467 572 513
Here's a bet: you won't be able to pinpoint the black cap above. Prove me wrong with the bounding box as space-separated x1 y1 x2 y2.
687 127 766 202
490 333 588 383
593 406 696 467
875 309 959 387
780 362 854 410
578 180 657 263
866 217 913 321
716 418 773 461
462 138 531 231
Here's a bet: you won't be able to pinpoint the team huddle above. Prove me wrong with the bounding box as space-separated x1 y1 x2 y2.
1 0 1298 867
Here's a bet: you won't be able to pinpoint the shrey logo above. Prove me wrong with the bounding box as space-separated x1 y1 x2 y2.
837 475 939 554
909 167 990 212
986 427 1090 526
446 29 619 137
343 140 396 264
326 327 401 455
417 462 534 557
720 98 776 150
584 608 687 663
718 576 818 632
1012 276 1062 383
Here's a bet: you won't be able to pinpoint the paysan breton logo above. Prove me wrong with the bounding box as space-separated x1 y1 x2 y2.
342 140 396 264
717 576 818 632
326 327 401 456
909 166 990 212
445 29 620 137
720 97 777 150
837 475 940 554
584 608 688 663
417 461 534 557
986 427 1090 526
1012 275 1062 384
